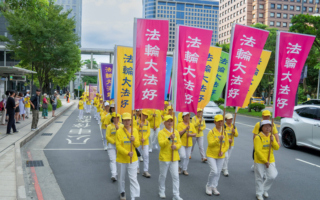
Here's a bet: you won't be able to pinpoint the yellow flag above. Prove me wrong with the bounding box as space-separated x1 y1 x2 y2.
198 46 222 109
242 50 271 108
114 46 133 114
98 68 103 98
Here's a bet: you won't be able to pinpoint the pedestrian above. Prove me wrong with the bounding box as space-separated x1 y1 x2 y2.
14 93 20 124
42 93 48 119
18 92 25 121
1 94 7 125
93 93 100 120
30 89 41 131
147 109 161 152
51 92 58 117
177 112 196 176
166 106 177 127
78 97 84 120
178 112 183 123
104 103 122 127
101 101 110 150
205 114 229 196
66 90 69 102
116 112 140 200
137 110 151 178
254 120 279 200
161 101 169 119
158 115 183 200
251 110 280 171
221 113 239 177
106 112 123 182
191 108 207 162
97 98 103 124
6 91 19 134
132 109 141 130
85 95 91 113
24 92 31 119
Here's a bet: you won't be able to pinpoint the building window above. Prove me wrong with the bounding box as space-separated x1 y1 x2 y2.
243 16 246 20
283 13 288 18
277 13 281 18
244 7 246 12
259 13 263 18
271 4 275 9
283 22 287 27
290 0 295 1
259 4 264 9
253 5 256 10
309 7 313 12
317 8 320 13
290 14 294 19
240 9 242 14
284 5 288 10
270 12 275 17
303 7 307 12
309 0 313 3
240 2 243 6
270 21 274 26
276 22 281 27
296 6 300 11
253 14 255 18
297 0 301 2
290 5 294 10
277 4 282 9
289 23 293 27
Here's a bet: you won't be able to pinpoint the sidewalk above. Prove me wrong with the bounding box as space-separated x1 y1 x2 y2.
0 99 75 200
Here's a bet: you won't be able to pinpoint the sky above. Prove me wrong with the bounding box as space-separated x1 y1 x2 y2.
81 0 142 64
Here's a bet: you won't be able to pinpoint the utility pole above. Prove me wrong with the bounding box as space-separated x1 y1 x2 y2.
317 69 320 99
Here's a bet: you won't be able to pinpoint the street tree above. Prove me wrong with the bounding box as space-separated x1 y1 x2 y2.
83 58 99 69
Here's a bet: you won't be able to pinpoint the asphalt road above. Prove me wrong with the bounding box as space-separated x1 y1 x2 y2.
23 106 320 200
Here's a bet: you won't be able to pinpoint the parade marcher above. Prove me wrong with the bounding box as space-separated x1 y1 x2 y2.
177 112 196 176
24 91 31 119
93 93 100 120
101 101 110 150
104 103 122 127
178 112 183 123
191 108 207 162
106 112 123 182
78 97 84 120
158 115 183 200
161 101 169 118
116 112 140 200
137 110 151 178
254 120 279 200
251 110 279 171
86 95 91 113
221 113 238 177
205 114 229 196
167 106 177 127
147 109 161 152
133 109 141 130
97 98 103 124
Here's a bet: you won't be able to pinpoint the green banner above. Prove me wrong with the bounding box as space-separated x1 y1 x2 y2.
210 51 229 101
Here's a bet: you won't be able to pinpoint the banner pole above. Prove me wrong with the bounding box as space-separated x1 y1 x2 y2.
171 112 175 162
141 112 143 150
267 118 274 168
230 107 237 149
130 110 133 164
219 107 226 155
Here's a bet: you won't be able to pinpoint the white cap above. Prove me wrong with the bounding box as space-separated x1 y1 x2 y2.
225 113 233 119
104 102 110 106
136 109 141 111
26 90 30 92
110 104 115 107
182 112 189 116
260 120 272 128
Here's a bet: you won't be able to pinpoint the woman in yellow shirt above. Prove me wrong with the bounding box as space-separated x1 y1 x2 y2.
147 109 162 152
167 106 177 127
177 112 196 176
136 110 151 178
222 113 239 177
191 108 207 162
116 112 140 200
106 112 123 182
104 104 122 127
158 115 183 200
78 97 84 120
133 109 141 130
101 101 110 150
93 94 99 120
205 114 229 196
85 97 91 114
254 120 279 200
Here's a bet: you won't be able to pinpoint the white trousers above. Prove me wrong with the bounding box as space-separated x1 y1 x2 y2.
103 129 107 147
79 109 83 120
254 162 278 197
159 161 180 197
150 127 160 150
25 107 30 118
222 146 234 170
179 146 192 171
118 161 140 198
1 110 6 124
191 136 206 159
86 105 91 113
94 107 98 119
108 143 117 177
207 157 225 188
138 145 149 172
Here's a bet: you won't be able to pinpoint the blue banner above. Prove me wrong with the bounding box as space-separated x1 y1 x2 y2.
165 56 173 100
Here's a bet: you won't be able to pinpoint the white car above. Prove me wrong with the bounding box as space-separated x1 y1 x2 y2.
279 105 320 150
190 101 223 122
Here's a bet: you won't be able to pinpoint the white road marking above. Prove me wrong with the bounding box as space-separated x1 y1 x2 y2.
35 148 104 151
205 121 254 131
296 158 320 168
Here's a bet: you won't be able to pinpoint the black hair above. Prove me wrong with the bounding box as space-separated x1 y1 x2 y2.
259 123 271 132
36 89 41 92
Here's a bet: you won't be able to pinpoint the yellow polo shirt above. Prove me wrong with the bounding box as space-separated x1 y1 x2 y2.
116 127 140 164
106 122 124 145
177 122 196 147
147 109 162 129
254 132 279 164
158 128 182 162
206 127 229 159
192 116 206 137
225 123 239 147
137 120 151 146
78 100 84 110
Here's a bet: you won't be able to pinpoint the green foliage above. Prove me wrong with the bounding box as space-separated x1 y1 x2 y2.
249 103 266 112
215 43 230 52
298 86 307 102
82 76 98 84
214 98 225 106
57 99 62 108
82 58 99 69
74 89 84 97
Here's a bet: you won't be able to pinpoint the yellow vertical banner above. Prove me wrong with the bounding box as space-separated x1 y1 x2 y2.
242 50 271 108
114 46 133 115
198 46 222 109
98 68 103 97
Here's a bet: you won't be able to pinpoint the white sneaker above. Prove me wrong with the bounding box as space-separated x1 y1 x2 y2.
212 188 220 196
104 146 108 151
263 192 269 198
159 192 166 199
251 164 255 172
173 196 183 200
137 168 140 174
149 149 152 153
256 195 264 200
206 185 212 196
139 157 144 162
223 169 229 177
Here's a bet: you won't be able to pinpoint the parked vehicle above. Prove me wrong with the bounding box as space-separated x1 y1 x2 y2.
279 105 320 151
248 97 264 106
190 101 223 122
301 99 320 106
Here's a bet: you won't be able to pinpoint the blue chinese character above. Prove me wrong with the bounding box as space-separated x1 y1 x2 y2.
258 58 262 65
201 84 207 92
121 100 129 108
124 54 133 63
254 68 259 76
205 65 211 73
220 57 228 65
211 90 216 95
198 95 204 102
122 77 131 87
218 66 225 73
203 76 208 83
214 82 219 88
121 88 130 97
216 74 222 81
207 53 213 61
123 66 133 75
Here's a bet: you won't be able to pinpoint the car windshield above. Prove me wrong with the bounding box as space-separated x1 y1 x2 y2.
206 101 218 107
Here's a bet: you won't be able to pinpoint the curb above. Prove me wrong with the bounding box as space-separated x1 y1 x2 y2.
15 102 75 200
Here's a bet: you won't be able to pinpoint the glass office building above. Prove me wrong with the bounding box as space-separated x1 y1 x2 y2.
143 0 220 52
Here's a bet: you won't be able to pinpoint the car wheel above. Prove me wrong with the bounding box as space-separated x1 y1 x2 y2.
281 128 297 149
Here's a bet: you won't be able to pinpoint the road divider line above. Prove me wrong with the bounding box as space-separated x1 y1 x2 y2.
36 148 104 151
296 158 320 168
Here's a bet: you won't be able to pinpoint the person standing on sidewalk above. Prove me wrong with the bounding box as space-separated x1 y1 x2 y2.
66 90 69 102
24 92 31 119
191 108 207 162
18 92 25 121
147 109 161 152
1 94 6 125
14 93 20 124
51 92 57 117
42 93 48 119
6 91 19 134
30 89 41 131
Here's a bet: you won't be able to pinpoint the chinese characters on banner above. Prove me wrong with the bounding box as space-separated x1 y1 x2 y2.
273 32 315 118
133 19 169 110
225 24 269 107
173 25 213 114
242 50 271 108
198 46 222 109
100 63 113 101
114 46 133 114
211 51 229 101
